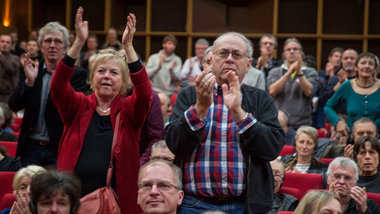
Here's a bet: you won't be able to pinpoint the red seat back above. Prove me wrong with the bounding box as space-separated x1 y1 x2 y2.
0 193 16 211
0 141 17 157
282 172 323 199
278 186 301 200
0 172 16 203
280 145 295 157
320 158 333 165
367 192 380 208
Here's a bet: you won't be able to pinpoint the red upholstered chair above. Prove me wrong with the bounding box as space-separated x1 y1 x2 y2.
280 145 295 157
367 192 380 208
0 172 16 203
320 158 333 166
0 193 16 211
0 141 17 157
278 186 301 200
282 172 324 199
278 211 294 214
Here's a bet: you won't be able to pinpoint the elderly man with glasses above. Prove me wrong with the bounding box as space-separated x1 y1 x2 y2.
165 32 285 214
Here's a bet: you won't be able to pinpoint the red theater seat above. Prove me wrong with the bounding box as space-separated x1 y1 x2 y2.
320 158 333 165
0 141 17 157
367 192 380 208
280 145 295 157
278 186 301 200
0 193 16 211
0 172 16 203
282 172 323 199
278 212 293 214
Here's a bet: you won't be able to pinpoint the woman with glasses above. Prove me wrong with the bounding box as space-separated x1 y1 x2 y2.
42 8 151 213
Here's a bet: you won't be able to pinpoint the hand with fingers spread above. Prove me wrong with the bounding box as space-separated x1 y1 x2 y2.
351 186 367 214
24 52 39 86
344 144 354 159
336 120 350 140
222 71 246 122
194 70 216 120
10 194 32 214
67 7 88 59
122 13 138 63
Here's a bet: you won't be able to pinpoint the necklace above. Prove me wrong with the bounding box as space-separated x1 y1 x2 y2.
97 106 110 113
355 78 376 89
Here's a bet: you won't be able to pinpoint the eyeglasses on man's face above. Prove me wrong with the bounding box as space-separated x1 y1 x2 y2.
214 48 248 60
284 47 301 52
138 181 180 193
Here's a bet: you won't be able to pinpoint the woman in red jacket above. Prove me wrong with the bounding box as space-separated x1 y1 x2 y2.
26 8 151 213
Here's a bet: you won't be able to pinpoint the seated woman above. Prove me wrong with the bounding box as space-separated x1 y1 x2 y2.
0 165 46 214
354 136 380 193
293 190 342 214
30 171 81 214
0 145 21 171
282 126 328 175
40 8 151 214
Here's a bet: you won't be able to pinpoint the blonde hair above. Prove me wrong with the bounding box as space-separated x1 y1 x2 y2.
12 165 46 194
89 49 130 96
294 190 340 214
295 125 318 146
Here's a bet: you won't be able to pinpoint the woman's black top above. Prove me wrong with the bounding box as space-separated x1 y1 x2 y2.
74 111 116 196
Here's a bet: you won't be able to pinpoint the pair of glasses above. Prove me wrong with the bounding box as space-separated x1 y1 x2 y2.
139 181 180 192
332 174 355 182
43 38 64 45
214 49 248 60
284 47 301 52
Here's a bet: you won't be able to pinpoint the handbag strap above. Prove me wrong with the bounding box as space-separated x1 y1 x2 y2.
106 112 120 187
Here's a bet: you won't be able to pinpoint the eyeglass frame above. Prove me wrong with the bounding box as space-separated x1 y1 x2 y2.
213 48 249 60
138 181 180 193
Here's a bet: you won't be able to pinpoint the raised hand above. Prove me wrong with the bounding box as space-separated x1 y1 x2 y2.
68 7 88 59
351 186 367 214
24 52 39 86
122 13 138 63
194 70 215 120
222 71 246 123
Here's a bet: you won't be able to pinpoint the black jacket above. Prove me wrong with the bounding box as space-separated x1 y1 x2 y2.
8 60 87 158
165 84 285 213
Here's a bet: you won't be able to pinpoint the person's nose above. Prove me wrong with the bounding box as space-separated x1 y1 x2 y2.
26 186 31 195
50 202 58 213
149 185 160 195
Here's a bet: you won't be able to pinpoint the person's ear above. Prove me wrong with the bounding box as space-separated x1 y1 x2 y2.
177 190 184 206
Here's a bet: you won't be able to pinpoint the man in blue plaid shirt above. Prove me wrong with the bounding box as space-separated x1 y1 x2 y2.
165 32 285 214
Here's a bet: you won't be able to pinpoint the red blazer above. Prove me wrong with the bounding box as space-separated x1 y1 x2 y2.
50 59 152 214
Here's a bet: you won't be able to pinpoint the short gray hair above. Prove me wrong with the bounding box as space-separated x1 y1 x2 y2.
195 38 209 47
38 22 70 47
212 32 253 59
138 159 183 190
327 157 359 181
259 33 278 48
283 37 303 52
151 140 169 153
201 46 213 65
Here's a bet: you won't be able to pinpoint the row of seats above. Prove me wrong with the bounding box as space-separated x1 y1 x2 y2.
0 141 17 157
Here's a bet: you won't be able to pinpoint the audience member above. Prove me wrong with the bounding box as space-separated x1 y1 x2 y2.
0 145 21 171
102 27 122 50
319 47 343 82
293 190 342 214
325 52 380 145
29 30 39 40
51 9 151 214
0 106 17 141
267 38 319 129
252 34 282 78
327 157 380 213
0 103 14 133
353 136 380 193
20 39 41 67
180 38 209 83
146 35 182 97
8 21 87 167
270 159 298 213
0 165 46 213
30 171 81 214
313 47 343 129
138 159 184 214
150 140 175 162
165 32 285 213
319 49 358 120
0 34 20 103
282 126 328 175
201 46 213 72
79 34 98 72
9 32 25 57
278 109 296 146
